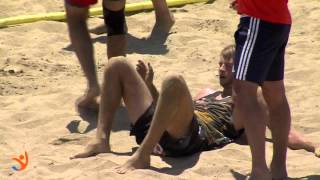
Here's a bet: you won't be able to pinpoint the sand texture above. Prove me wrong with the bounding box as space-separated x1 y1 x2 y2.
0 0 319 179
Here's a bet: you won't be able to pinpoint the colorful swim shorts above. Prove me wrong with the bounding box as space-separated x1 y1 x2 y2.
66 0 98 7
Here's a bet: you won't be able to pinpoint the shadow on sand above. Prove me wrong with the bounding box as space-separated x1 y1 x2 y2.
66 105 130 134
63 32 170 56
150 153 201 176
230 169 320 180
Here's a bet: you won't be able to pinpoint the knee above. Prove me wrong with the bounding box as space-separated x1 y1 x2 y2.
232 80 260 107
161 74 187 95
104 56 131 78
103 0 125 11
263 90 288 110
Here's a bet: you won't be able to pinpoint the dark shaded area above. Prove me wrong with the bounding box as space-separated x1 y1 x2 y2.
63 32 170 55
230 169 248 180
66 106 130 134
150 153 201 175
230 169 320 180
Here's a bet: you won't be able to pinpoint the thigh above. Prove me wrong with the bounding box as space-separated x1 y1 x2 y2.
65 1 89 20
66 0 97 8
114 59 153 124
261 80 287 109
162 75 195 139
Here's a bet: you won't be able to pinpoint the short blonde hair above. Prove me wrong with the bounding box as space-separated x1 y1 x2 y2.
220 45 235 61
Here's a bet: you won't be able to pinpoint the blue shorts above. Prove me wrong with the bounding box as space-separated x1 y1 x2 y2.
233 16 291 85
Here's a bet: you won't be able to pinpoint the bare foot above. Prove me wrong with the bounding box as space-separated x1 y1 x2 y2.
115 153 150 174
248 168 272 180
70 139 110 159
288 131 315 153
76 87 100 111
148 12 175 41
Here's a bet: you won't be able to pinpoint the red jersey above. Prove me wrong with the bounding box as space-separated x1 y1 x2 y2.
237 0 291 24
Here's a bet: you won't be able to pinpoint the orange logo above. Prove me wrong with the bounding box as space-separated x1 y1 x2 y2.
11 151 28 171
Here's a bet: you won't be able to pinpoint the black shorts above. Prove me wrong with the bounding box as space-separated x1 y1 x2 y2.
234 16 291 85
130 104 206 157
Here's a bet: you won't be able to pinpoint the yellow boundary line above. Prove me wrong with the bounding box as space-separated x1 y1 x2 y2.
0 0 209 28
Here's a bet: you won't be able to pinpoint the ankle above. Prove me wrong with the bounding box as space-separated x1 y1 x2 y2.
270 161 288 180
87 86 100 97
250 167 271 180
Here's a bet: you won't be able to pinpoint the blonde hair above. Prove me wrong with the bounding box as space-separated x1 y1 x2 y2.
220 45 235 61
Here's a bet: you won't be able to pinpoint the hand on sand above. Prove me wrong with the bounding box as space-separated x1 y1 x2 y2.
115 153 150 174
70 139 110 159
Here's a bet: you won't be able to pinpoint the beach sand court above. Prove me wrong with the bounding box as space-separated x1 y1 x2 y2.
0 0 320 179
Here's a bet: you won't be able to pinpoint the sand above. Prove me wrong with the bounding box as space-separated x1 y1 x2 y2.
0 0 320 179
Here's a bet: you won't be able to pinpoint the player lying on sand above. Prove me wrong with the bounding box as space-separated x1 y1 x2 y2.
71 45 319 174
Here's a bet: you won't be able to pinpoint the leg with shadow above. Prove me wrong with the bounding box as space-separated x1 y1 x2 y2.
71 57 153 159
116 74 195 174
256 89 318 156
65 2 100 110
149 0 175 40
233 80 271 180
90 0 174 39
262 81 291 180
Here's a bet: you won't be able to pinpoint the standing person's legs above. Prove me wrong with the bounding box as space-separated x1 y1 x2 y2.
233 16 291 180
233 81 270 179
65 1 100 109
103 0 127 58
89 0 174 37
116 74 195 173
262 81 291 179
71 57 153 159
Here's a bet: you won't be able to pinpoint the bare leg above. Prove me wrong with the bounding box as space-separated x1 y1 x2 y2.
233 80 271 180
287 129 317 153
149 0 175 39
89 0 174 37
65 3 100 110
116 74 194 174
71 57 153 159
235 92 319 159
262 81 291 180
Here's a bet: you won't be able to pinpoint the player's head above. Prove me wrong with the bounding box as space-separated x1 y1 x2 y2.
218 45 235 88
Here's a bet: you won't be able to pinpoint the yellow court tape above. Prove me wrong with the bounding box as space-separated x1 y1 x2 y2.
0 0 209 28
